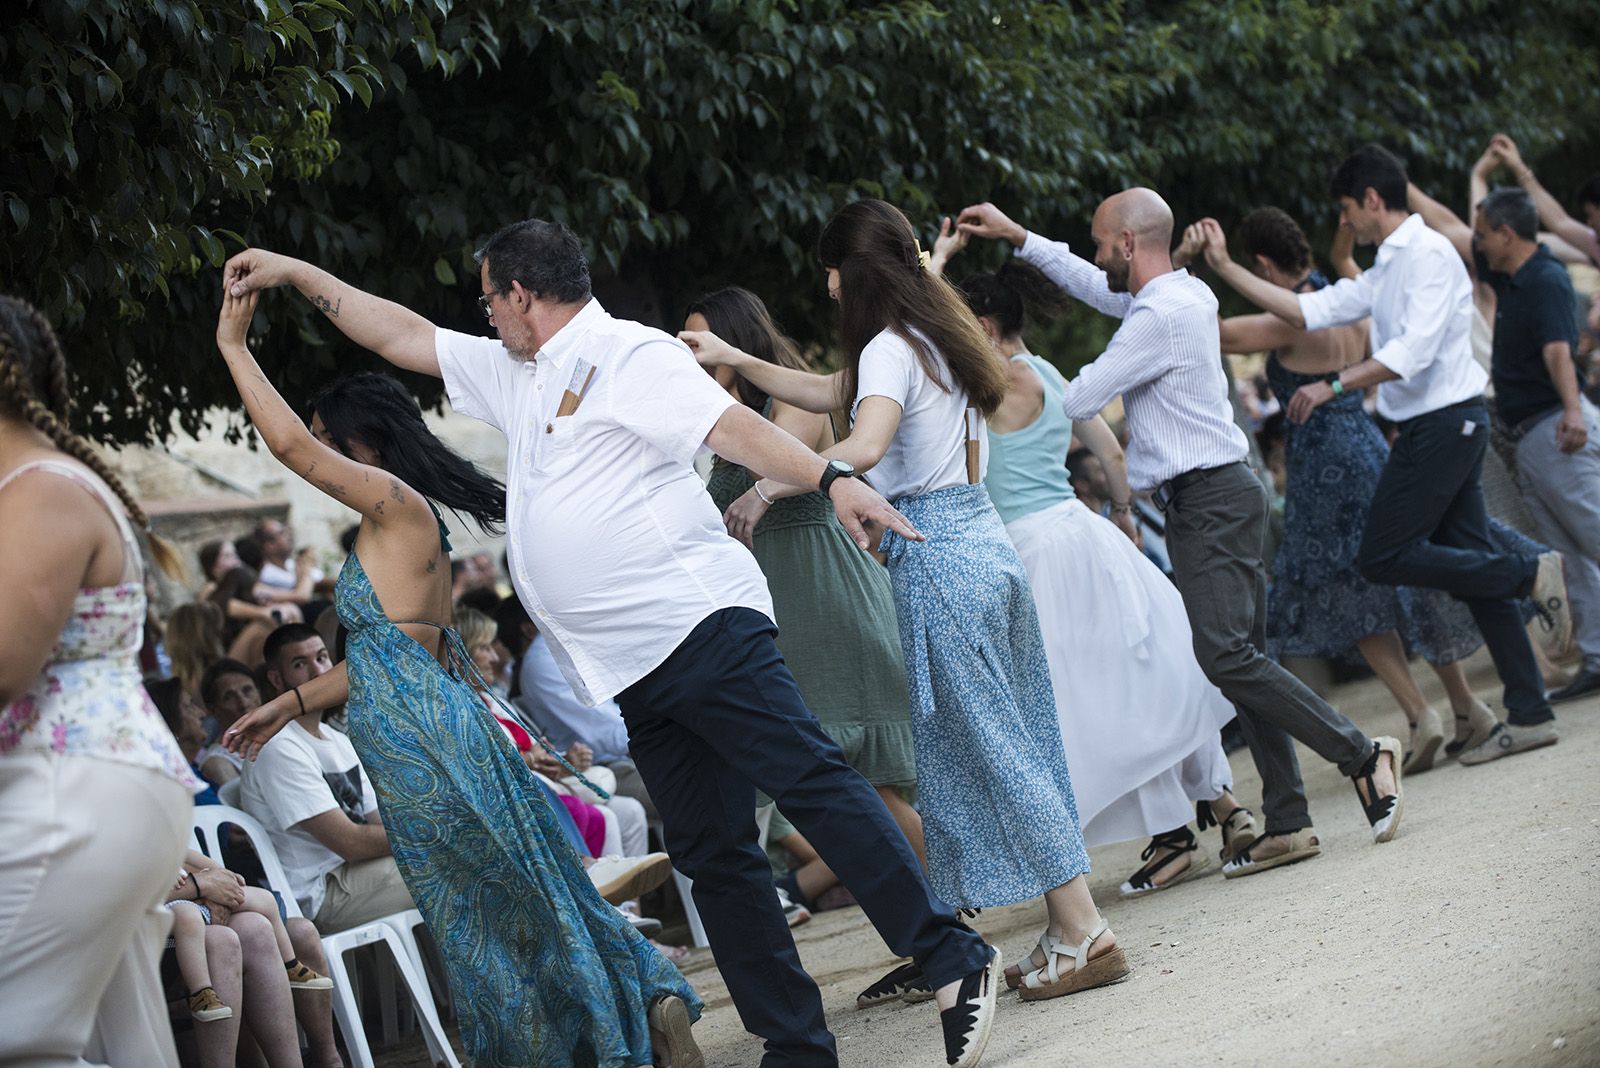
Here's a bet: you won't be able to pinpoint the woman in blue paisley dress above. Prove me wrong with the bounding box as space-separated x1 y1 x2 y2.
684 200 1131 1008
212 287 701 1068
1208 208 1544 773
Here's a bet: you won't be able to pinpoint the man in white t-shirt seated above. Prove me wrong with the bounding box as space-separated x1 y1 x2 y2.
240 624 414 932
495 597 656 820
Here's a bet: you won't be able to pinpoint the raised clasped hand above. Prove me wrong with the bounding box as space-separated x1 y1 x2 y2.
216 286 259 352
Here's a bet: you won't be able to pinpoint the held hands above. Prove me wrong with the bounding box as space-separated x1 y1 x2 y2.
677 329 745 370
1487 133 1524 174
222 694 299 762
829 477 923 550
1555 409 1588 454
1197 219 1232 271
224 248 297 297
216 287 259 353
1287 380 1336 424
723 485 772 549
564 742 593 772
1172 223 1207 269
194 867 247 910
955 203 1027 248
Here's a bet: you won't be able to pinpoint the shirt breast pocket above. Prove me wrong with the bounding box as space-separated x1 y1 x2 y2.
540 414 582 457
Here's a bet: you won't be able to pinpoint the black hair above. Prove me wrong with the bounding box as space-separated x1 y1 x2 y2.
1065 447 1095 483
1236 207 1313 273
234 533 264 571
200 657 256 706
338 524 359 554
456 586 501 618
1578 175 1600 211
1478 187 1540 241
475 219 591 304
145 677 185 735
310 372 506 534
1329 144 1408 213
494 595 533 658
263 622 324 669
958 261 1068 339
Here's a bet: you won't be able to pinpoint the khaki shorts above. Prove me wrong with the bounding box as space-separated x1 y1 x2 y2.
312 856 415 934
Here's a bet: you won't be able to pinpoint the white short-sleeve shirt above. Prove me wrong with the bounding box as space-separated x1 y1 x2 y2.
239 720 378 917
853 329 986 502
435 299 774 705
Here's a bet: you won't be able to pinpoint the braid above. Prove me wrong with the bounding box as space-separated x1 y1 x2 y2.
0 327 184 579
26 305 73 422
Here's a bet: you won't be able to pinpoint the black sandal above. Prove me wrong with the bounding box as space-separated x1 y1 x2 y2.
1352 736 1404 843
1118 827 1209 898
855 960 931 1008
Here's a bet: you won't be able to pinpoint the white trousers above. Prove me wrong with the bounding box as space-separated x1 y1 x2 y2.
0 753 191 1067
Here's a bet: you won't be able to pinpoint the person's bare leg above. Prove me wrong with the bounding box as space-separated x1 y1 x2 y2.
1432 658 1478 716
1357 631 1430 726
230 913 305 1068
875 785 927 869
171 905 215 994
777 832 841 902
286 918 342 1068
195 925 244 1068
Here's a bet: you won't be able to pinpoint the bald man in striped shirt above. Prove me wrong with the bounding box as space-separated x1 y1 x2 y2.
959 194 1404 876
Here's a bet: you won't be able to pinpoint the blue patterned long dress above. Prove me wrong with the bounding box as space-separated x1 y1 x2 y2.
335 547 699 1068
1266 352 1545 665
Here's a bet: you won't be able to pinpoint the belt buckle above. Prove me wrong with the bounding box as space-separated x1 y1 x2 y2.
1152 483 1173 514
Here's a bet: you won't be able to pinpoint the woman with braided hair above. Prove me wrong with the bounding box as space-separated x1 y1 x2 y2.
0 295 196 1066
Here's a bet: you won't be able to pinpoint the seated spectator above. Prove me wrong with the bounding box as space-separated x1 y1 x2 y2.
194 658 262 787
146 678 221 804
252 518 323 606
239 624 416 933
196 539 243 602
1067 445 1173 577
162 854 342 1068
166 601 227 700
494 597 657 820
209 565 301 667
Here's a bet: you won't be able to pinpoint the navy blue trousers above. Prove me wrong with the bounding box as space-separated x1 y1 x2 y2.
1357 400 1553 725
617 607 988 1067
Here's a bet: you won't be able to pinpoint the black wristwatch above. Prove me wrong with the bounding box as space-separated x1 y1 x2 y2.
818 458 856 498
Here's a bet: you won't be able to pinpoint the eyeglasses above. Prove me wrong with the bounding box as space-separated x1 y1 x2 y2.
477 292 499 318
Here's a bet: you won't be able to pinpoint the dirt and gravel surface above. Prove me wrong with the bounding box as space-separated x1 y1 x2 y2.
387 650 1599 1067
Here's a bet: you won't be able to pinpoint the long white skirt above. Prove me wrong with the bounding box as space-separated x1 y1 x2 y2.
1006 499 1236 848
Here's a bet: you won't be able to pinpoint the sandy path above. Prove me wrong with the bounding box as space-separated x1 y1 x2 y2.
677 652 1600 1068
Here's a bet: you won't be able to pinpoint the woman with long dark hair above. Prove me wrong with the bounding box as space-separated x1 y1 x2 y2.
932 246 1252 896
213 289 701 1068
683 199 1131 1012
687 286 925 881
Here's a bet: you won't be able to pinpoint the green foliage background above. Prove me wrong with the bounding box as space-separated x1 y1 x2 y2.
3 0 1597 444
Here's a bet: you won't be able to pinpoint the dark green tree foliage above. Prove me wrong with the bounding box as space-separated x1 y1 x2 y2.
2 0 1597 444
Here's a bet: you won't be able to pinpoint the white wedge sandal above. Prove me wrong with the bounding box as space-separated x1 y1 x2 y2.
1016 918 1130 1002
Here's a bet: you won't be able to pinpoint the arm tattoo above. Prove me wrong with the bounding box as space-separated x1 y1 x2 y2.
309 294 341 318
374 500 386 515
426 556 438 575
388 478 406 503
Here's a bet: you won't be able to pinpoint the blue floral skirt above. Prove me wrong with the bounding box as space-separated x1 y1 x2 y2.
881 483 1088 909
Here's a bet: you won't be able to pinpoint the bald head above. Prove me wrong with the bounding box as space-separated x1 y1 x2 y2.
1090 187 1177 294
1100 188 1174 249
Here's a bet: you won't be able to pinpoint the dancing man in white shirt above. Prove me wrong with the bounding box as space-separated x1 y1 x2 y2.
222 220 999 1068
1202 144 1559 765
958 193 1404 879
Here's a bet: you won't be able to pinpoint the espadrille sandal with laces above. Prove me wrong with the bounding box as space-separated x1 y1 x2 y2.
1118 828 1211 898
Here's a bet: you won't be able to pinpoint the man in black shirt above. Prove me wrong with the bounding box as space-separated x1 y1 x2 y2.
1474 187 1600 703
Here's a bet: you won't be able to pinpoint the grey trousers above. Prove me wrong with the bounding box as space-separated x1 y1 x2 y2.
1163 462 1372 834
1515 399 1600 671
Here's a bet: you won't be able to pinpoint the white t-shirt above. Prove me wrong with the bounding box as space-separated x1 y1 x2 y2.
853 328 986 502
239 720 378 917
258 559 325 592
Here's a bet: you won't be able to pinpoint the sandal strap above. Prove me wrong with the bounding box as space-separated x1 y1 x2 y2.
1033 919 1110 986
1352 741 1397 826
1126 832 1198 890
1195 800 1218 832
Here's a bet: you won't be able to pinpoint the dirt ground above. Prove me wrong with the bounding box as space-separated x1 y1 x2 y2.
386 649 1600 1067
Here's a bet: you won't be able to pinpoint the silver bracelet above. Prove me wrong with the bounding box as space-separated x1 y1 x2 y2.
754 481 775 506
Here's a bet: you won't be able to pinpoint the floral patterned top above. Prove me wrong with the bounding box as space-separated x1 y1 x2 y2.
0 460 195 788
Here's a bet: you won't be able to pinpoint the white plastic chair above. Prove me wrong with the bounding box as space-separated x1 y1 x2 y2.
190 806 459 1068
217 777 242 808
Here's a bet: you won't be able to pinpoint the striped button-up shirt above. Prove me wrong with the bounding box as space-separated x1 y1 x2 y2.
1019 232 1248 491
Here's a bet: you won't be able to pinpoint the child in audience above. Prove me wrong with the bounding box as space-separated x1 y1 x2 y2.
166 849 332 1021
